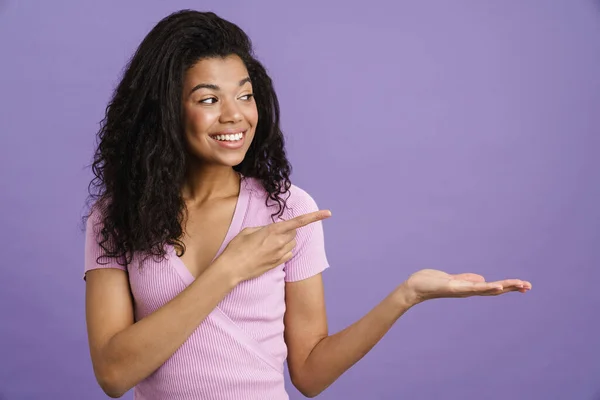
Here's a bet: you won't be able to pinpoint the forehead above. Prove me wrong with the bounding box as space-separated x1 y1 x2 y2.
185 55 250 87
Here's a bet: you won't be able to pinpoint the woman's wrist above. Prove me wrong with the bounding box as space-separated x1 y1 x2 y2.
205 255 244 290
392 281 423 309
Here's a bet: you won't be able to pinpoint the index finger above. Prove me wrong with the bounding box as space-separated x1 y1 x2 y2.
272 210 332 233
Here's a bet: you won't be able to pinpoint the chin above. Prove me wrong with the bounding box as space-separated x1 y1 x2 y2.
222 156 247 167
214 150 249 167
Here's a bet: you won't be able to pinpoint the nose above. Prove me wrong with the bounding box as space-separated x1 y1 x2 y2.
219 98 243 124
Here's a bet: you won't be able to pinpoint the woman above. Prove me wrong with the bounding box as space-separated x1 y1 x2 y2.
84 9 531 400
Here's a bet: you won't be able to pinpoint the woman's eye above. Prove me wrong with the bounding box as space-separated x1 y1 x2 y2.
199 97 217 104
240 94 254 101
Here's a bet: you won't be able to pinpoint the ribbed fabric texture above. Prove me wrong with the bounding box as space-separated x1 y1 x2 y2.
84 177 329 400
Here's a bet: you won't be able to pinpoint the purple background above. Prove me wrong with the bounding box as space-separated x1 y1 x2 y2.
1 1 599 399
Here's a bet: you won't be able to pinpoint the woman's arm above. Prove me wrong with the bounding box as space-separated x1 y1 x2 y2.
283 274 413 398
85 260 236 398
284 270 530 398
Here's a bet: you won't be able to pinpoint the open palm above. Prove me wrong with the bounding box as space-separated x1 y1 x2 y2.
405 269 532 303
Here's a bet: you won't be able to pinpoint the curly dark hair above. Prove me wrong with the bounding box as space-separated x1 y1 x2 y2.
86 10 291 266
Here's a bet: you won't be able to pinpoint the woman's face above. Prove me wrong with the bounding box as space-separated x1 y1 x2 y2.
181 55 258 167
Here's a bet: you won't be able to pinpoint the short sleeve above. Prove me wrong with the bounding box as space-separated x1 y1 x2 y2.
84 208 127 279
283 186 330 282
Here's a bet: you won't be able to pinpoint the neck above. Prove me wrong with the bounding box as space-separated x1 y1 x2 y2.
181 162 240 204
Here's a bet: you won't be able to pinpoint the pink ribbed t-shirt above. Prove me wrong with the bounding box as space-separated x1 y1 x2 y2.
84 177 329 400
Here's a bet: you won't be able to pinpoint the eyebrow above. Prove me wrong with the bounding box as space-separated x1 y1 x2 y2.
189 77 252 96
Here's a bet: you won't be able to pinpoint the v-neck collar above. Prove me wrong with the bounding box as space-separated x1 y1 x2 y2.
170 175 250 287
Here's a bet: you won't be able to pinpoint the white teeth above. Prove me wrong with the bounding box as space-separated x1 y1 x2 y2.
213 132 244 141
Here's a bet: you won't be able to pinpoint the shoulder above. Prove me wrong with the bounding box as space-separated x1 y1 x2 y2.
242 177 319 219
85 203 102 232
85 200 109 232
284 184 319 218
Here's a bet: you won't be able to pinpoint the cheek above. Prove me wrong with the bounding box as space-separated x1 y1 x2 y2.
246 104 259 127
185 106 218 134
